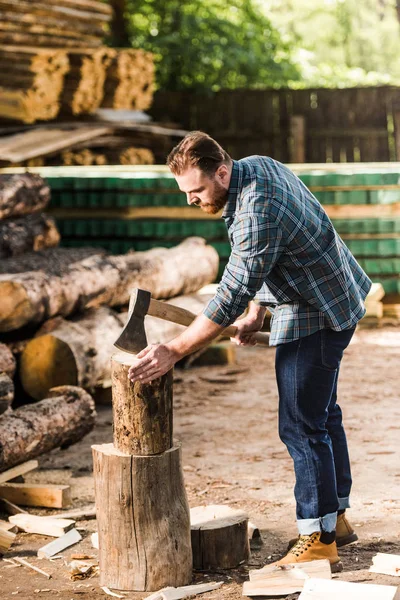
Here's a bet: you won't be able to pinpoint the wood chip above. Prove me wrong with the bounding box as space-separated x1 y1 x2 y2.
298 578 397 600
101 587 126 598
14 557 51 579
145 582 223 600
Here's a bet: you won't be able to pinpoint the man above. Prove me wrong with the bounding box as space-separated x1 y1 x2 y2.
128 131 371 572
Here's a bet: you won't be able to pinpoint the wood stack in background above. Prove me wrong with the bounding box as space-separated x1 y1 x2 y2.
61 48 116 115
102 49 155 111
0 46 69 123
0 0 113 48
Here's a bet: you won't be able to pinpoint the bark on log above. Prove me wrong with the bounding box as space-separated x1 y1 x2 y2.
92 442 192 591
111 352 173 455
0 373 14 415
0 238 219 332
0 385 96 472
190 505 250 570
0 213 60 258
0 343 16 377
20 307 124 400
0 174 50 219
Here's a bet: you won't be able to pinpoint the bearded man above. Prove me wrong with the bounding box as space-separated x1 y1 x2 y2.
128 131 371 572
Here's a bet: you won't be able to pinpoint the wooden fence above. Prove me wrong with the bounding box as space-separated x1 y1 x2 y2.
151 87 400 163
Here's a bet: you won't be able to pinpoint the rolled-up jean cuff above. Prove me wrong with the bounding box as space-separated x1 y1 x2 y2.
297 512 337 534
338 496 350 510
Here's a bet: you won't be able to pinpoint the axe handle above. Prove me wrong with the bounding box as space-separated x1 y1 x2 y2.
148 298 270 346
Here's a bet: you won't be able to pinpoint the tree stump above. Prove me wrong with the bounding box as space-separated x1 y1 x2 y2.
111 352 173 455
190 505 250 570
92 443 192 591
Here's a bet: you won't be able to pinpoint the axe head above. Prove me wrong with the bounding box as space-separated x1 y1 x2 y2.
114 288 151 354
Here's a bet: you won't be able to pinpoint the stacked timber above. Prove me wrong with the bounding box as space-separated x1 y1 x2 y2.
61 145 154 166
0 0 113 49
102 49 155 111
61 48 116 115
0 46 69 123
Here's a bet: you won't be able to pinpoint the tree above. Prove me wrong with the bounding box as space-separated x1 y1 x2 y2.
116 0 298 90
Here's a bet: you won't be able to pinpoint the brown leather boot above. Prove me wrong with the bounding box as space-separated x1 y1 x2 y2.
272 531 343 573
287 512 358 550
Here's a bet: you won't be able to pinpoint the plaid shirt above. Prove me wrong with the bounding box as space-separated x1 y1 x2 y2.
204 156 372 346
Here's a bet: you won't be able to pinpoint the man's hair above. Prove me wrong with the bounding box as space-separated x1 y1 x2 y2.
167 131 231 177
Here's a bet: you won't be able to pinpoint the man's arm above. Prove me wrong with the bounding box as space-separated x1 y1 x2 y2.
128 313 225 383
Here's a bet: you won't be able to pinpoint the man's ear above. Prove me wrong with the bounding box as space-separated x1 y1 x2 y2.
216 163 229 182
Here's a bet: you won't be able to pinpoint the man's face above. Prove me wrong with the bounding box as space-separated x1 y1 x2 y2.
175 166 230 215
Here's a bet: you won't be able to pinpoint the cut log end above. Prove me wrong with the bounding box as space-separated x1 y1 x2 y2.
0 281 30 332
20 334 78 400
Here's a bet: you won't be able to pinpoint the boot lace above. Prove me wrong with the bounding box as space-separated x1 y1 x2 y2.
289 532 319 557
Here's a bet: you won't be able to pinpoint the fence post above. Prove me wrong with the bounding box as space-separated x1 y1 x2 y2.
290 115 306 163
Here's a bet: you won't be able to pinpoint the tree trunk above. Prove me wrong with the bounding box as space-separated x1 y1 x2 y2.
0 343 16 377
109 0 130 47
0 213 60 258
0 385 96 472
20 307 124 400
92 442 192 591
190 505 250 570
111 352 173 455
0 373 14 415
0 174 50 219
0 238 219 332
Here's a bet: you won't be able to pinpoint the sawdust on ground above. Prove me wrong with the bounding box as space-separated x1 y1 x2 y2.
1 326 400 600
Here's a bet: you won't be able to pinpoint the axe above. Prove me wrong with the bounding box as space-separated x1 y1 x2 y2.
114 288 270 355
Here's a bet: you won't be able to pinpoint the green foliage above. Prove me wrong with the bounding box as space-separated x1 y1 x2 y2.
264 0 400 87
123 0 299 90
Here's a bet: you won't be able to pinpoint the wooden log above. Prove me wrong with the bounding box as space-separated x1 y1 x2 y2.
0 460 38 484
0 213 60 258
111 352 173 455
9 513 75 537
0 238 219 332
190 505 250 570
20 307 124 400
92 442 192 591
0 373 14 415
0 173 49 219
0 483 71 508
0 385 96 472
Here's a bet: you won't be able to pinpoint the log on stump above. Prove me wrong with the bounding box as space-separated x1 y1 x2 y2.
0 385 96 472
0 373 14 415
0 173 50 219
20 307 124 400
190 505 250 570
111 352 173 455
0 213 60 258
92 443 192 591
0 238 219 332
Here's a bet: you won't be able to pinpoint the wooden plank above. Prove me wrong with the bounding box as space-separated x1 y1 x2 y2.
0 497 28 515
14 557 51 579
51 504 96 520
9 514 75 537
0 526 16 553
0 483 71 508
37 528 82 558
244 559 331 596
290 115 306 163
0 519 18 533
298 578 397 600
0 127 112 162
369 552 400 576
0 460 38 485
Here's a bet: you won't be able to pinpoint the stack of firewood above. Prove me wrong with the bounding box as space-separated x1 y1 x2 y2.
0 46 69 123
0 1 155 123
0 0 112 49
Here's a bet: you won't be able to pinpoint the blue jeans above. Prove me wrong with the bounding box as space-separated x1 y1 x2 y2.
275 327 355 535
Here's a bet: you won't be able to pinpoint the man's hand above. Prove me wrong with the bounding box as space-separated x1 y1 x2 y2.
128 344 180 384
231 302 267 346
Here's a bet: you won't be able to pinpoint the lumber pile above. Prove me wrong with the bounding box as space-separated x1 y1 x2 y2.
0 46 69 123
0 0 113 49
102 49 155 111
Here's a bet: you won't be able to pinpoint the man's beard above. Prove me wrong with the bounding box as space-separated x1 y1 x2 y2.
199 180 229 214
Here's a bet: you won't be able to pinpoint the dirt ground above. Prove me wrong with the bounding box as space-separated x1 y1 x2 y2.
1 326 400 600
